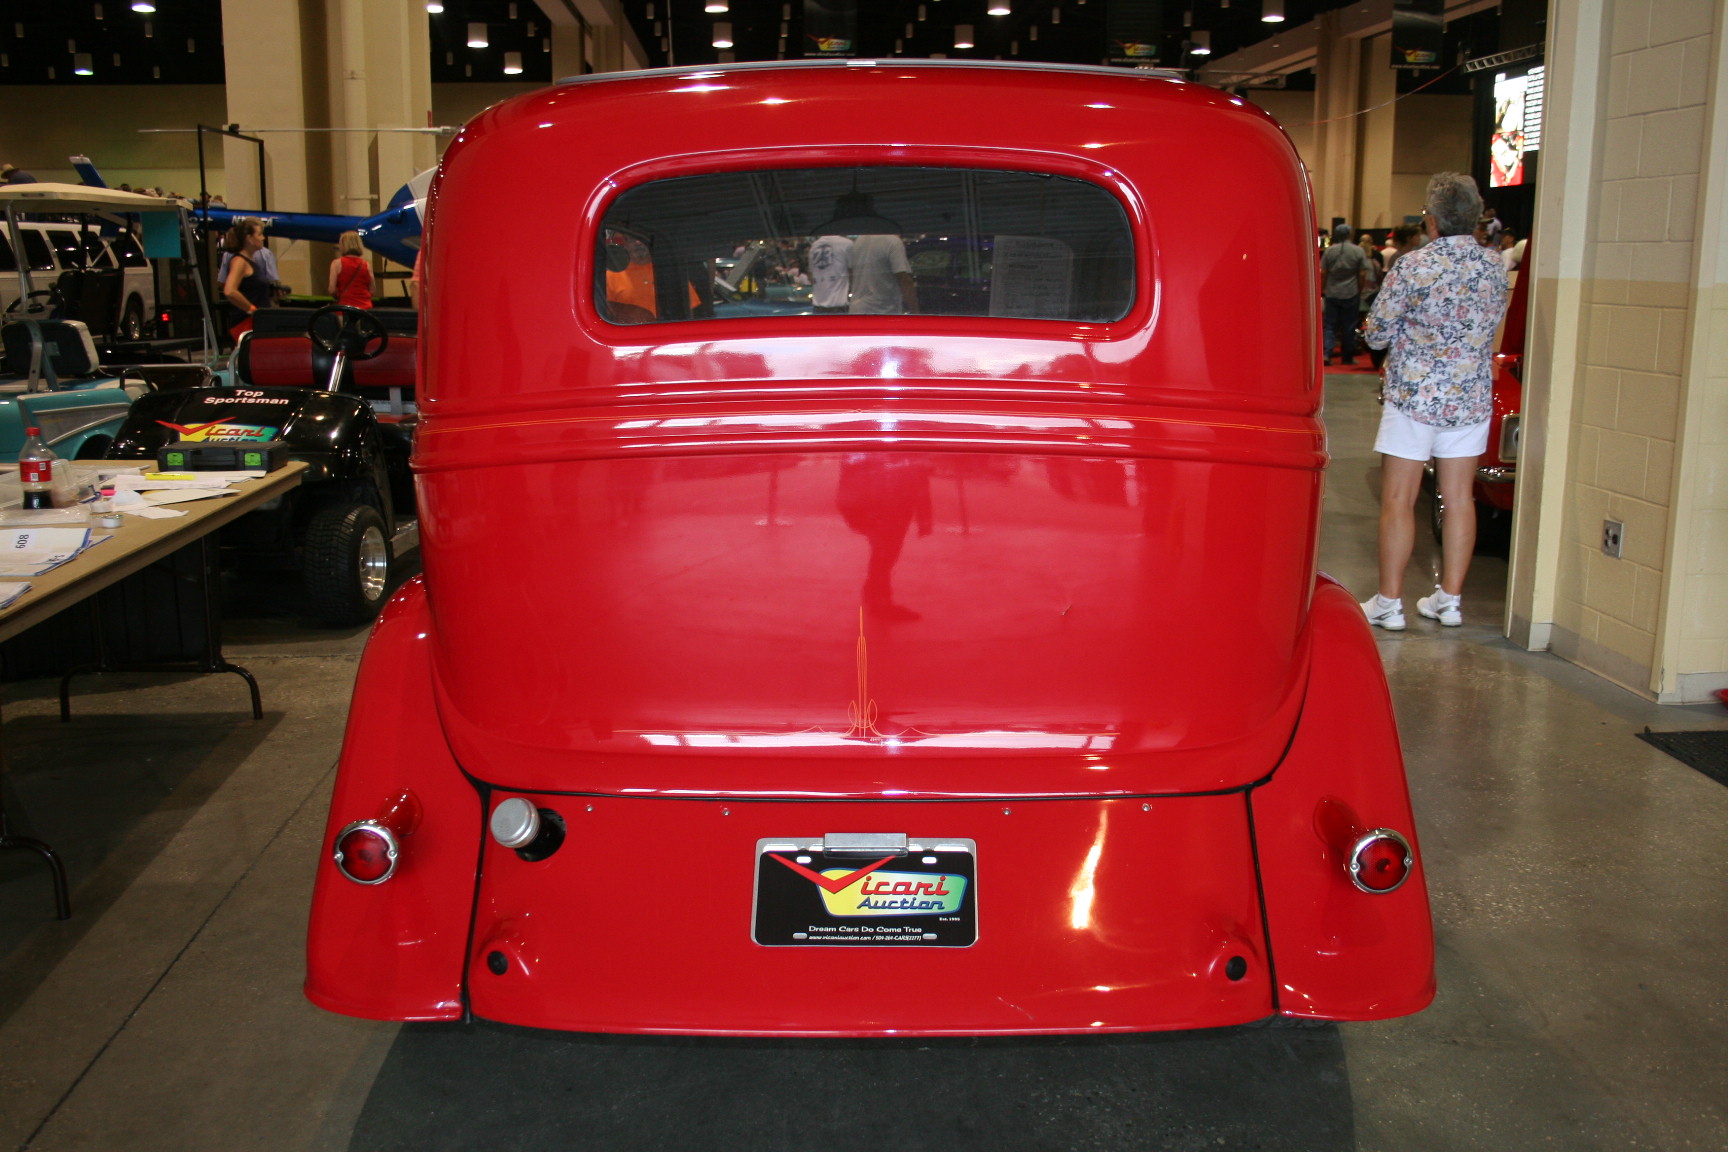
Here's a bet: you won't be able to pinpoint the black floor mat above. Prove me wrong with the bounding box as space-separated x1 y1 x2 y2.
1637 728 1728 789
350 1021 1356 1152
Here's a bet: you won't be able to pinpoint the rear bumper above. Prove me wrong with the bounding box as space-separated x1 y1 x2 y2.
306 576 1433 1033
467 792 1271 1036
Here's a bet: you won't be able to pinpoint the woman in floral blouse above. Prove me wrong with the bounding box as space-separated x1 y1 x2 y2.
1359 172 1510 631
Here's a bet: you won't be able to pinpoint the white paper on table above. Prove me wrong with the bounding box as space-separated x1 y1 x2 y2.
122 506 188 519
140 488 240 506
0 525 92 576
0 581 31 608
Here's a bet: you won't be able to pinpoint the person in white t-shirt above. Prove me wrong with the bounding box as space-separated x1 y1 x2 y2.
848 233 917 315
807 234 853 311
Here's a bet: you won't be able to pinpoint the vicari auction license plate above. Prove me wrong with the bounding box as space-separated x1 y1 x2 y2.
752 838 977 947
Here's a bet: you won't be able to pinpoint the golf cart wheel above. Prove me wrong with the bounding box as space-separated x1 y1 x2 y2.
304 503 391 627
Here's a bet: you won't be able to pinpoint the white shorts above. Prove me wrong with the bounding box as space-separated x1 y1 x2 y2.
1374 404 1490 461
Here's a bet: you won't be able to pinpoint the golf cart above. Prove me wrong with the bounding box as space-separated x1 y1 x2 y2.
105 304 418 626
0 184 221 463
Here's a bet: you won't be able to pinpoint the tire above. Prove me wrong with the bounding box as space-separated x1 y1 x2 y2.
303 503 392 627
1423 469 1445 546
75 435 113 460
121 295 146 340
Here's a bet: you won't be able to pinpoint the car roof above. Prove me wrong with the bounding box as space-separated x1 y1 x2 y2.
555 57 1185 88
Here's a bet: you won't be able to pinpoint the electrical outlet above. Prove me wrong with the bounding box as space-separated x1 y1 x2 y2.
1603 519 1624 558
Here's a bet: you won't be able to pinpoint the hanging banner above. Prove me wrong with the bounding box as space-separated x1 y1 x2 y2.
1392 0 1445 70
804 0 856 57
1106 0 1162 68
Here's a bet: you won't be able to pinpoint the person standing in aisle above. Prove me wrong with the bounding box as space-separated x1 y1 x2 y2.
1319 224 1369 365
219 220 273 339
1359 233 1386 369
1359 172 1510 631
327 230 373 308
848 232 917 315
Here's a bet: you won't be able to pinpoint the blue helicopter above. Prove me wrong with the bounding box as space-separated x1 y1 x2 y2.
70 156 430 268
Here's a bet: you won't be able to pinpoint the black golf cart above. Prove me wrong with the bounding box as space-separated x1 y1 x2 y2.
105 304 417 626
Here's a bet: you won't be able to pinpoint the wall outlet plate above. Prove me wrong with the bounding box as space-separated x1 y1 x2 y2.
1603 519 1624 558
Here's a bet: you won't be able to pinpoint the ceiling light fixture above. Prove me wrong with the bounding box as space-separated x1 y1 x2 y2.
712 21 733 47
467 22 488 47
1190 30 1211 54
953 23 974 48
130 1 155 11
425 2 443 12
705 0 728 12
503 50 523 74
988 2 1010 14
1261 0 1284 22
73 52 93 75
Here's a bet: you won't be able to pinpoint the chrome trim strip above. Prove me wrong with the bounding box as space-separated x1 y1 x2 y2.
31 404 131 448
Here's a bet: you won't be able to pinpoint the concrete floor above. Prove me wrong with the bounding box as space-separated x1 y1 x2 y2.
2 375 1726 1151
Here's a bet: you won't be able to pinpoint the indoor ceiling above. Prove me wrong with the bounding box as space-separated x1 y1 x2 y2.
1 1 1502 89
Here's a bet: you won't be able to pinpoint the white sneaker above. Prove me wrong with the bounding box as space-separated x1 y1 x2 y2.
1361 594 1406 631
1417 588 1463 626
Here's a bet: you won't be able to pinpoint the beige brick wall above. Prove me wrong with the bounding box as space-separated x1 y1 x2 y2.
1550 0 1720 695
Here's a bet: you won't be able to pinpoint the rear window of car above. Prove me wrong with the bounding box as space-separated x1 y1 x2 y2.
596 167 1134 326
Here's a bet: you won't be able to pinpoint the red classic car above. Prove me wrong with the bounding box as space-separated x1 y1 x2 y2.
305 60 1434 1036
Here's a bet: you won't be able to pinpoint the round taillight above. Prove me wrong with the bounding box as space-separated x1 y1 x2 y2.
1348 828 1413 893
334 820 399 884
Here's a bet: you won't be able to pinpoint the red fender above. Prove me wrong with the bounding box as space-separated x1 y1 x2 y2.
304 576 478 1021
1253 574 1436 1020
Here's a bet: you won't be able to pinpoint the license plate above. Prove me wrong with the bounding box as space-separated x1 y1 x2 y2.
753 837 977 947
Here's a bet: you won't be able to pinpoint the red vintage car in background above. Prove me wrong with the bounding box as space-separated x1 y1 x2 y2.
305 60 1434 1035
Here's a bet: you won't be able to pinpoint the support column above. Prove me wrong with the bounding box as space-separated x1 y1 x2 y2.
550 16 587 82
1506 0 1607 652
1312 10 1362 228
548 0 649 74
1653 8 1728 701
1356 33 1398 230
220 0 317 292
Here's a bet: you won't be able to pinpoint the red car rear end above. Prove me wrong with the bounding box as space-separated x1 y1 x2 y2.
305 60 1433 1035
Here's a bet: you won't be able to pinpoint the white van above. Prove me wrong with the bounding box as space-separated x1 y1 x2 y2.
0 221 157 340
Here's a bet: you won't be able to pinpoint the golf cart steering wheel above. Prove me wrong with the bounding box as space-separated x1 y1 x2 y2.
308 305 389 361
3 289 60 318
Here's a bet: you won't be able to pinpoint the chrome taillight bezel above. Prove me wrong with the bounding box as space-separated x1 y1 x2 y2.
1347 828 1414 894
333 819 401 885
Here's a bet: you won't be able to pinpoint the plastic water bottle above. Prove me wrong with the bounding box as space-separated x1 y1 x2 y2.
18 426 56 510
